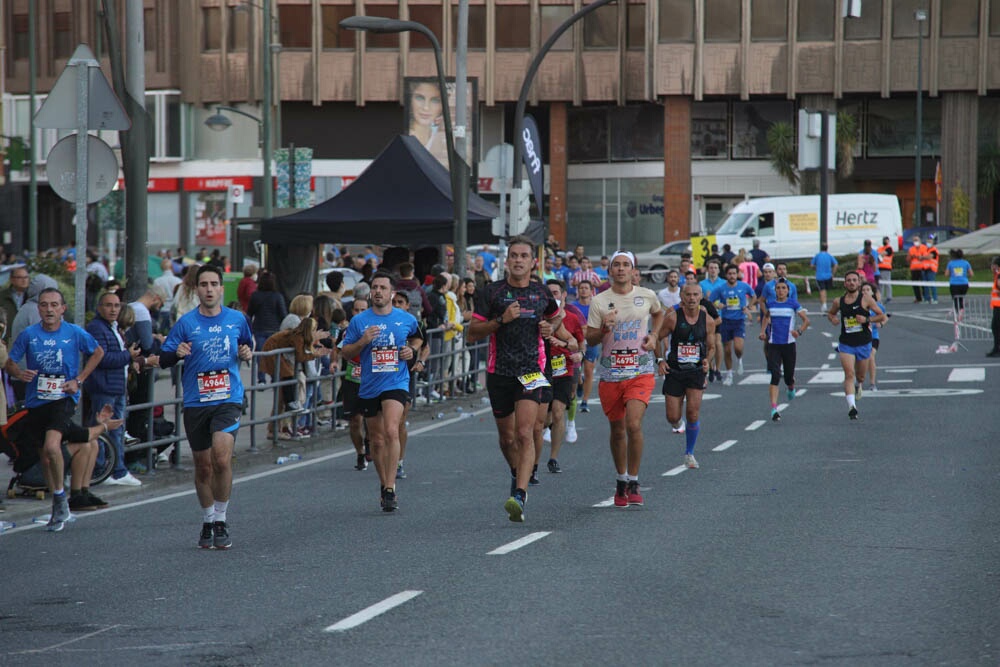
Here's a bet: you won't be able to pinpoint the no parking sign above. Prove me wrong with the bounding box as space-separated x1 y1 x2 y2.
229 184 245 204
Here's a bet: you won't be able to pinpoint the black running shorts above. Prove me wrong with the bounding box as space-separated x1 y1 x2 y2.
486 374 545 419
359 390 410 418
183 403 242 452
662 369 707 397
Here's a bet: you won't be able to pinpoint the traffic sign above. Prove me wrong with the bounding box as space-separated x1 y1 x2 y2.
46 134 119 204
34 45 130 131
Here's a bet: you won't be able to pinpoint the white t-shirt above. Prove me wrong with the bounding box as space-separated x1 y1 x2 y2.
587 285 662 382
657 286 681 310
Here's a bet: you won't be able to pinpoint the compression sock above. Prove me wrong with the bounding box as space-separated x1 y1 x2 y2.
685 420 700 455
567 395 578 421
213 500 229 523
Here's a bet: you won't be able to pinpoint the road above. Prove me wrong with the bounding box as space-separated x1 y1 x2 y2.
1 299 997 666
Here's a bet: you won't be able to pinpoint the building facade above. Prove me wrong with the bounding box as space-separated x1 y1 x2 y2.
3 0 1000 257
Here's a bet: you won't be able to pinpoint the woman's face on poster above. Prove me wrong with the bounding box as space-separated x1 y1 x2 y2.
411 82 443 128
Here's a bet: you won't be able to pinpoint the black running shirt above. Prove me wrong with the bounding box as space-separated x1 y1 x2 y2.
473 280 559 377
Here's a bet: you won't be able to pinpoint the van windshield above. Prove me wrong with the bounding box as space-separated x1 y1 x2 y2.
716 212 752 236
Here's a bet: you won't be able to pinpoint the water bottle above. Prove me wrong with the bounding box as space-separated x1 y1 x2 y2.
436 412 445 420
456 407 464 413
0 520 15 533
276 456 290 465
288 453 301 462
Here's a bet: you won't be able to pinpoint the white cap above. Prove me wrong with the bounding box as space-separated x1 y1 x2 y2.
762 262 776 271
610 250 635 267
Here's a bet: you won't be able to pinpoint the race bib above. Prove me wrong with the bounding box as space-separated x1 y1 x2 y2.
517 371 551 390
611 349 639 370
197 370 231 402
677 344 701 365
349 361 362 381
551 354 568 377
371 346 399 373
844 316 862 334
726 296 741 310
36 374 66 401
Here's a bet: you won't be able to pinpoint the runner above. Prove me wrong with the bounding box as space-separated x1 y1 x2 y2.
657 281 715 469
810 243 839 313
337 297 371 470
340 272 422 512
467 235 561 522
699 260 725 383
159 264 254 549
391 292 426 480
826 271 886 420
656 270 682 310
945 248 974 319
539 280 584 474
758 278 809 422
709 265 755 386
857 282 884 393
3 287 108 530
573 280 598 413
586 251 664 507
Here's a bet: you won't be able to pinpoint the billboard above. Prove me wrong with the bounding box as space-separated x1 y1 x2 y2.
403 76 478 174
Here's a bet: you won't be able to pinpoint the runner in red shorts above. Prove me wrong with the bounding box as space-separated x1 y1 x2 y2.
585 251 664 507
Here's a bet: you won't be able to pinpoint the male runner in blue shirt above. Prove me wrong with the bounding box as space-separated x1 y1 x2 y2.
709 265 755 386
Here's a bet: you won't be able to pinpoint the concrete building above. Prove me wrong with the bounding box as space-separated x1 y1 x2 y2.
3 0 999 257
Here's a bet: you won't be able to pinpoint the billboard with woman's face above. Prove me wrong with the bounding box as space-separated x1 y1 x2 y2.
404 77 477 173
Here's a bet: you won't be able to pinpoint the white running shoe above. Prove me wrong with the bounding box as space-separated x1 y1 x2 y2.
722 373 733 387
671 420 686 434
104 472 142 487
566 421 578 443
542 427 552 443
737 358 744 375
684 454 699 469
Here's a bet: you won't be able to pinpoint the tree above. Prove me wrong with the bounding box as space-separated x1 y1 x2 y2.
836 110 858 180
766 122 799 188
951 182 971 229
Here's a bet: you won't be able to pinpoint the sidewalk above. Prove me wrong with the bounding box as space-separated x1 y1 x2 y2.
1 368 486 529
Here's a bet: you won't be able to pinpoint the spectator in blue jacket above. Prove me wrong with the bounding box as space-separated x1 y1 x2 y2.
85 292 149 486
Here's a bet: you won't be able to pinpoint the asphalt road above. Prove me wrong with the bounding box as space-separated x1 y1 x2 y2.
1 298 998 666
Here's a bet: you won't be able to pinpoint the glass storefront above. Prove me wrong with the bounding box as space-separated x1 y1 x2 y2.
566 178 665 255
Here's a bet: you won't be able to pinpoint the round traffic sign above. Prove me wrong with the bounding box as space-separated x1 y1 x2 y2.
46 134 119 204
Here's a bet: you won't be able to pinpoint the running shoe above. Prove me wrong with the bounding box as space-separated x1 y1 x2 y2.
504 495 525 522
69 493 101 512
199 522 214 549
671 420 686 434
354 454 367 471
626 480 643 506
722 373 733 387
396 462 407 479
579 401 590 413
566 421 578 443
869 385 878 393
542 427 552 443
848 406 859 420
529 471 540 486
576 385 583 399
786 388 796 401
213 521 232 549
85 491 109 509
382 488 398 512
547 459 562 474
685 454 699 469
854 383 863 400
771 409 781 422
737 358 744 375
614 480 628 508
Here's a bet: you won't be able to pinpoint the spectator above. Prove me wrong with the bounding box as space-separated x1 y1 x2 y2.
0 265 30 342
153 258 182 332
247 270 287 383
425 273 450 399
395 262 432 320
281 293 314 331
259 318 331 439
173 266 201 320
720 243 736 266
324 270 346 304
237 263 258 312
10 274 61 346
127 286 169 355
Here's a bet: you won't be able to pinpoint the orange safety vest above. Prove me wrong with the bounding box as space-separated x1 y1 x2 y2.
908 244 925 271
992 273 1000 308
877 244 893 271
925 245 939 274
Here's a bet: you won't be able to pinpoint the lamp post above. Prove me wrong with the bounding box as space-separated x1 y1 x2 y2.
205 105 271 219
914 8 927 227
340 16 468 275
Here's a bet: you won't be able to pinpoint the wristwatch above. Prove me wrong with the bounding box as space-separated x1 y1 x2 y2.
495 315 504 325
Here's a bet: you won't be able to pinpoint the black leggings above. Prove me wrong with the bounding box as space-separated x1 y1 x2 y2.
766 343 797 387
949 283 969 313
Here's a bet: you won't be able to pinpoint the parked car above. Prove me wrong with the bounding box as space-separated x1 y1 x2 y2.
633 241 692 283
901 226 969 251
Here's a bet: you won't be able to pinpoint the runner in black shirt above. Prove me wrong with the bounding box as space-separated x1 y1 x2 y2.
826 271 885 420
468 236 562 522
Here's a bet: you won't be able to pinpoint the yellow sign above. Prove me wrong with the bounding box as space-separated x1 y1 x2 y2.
691 235 715 269
789 213 818 232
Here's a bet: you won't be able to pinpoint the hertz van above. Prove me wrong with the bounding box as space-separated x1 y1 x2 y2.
713 194 902 260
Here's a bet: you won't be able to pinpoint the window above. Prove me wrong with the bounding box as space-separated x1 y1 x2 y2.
323 6 357 48
844 0 882 40
409 6 443 50
584 4 618 48
12 14 29 60
940 2 978 37
496 6 530 48
365 5 400 48
568 107 609 162
751 0 787 41
452 5 486 49
627 3 645 48
892 0 928 38
705 0 741 41
203 7 221 51
691 102 729 158
144 9 157 53
52 12 73 59
754 212 775 236
797 0 835 41
229 7 249 51
541 5 574 51
732 100 792 158
279 5 311 49
610 105 663 160
868 97 941 157
659 0 694 41
992 0 1000 36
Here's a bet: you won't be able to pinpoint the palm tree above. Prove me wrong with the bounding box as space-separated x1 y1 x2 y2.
766 122 799 188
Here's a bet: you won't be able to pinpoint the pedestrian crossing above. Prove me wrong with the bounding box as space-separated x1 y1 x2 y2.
735 366 989 386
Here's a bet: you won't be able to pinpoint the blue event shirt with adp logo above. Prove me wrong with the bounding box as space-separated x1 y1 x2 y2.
8 321 99 408
162 307 253 408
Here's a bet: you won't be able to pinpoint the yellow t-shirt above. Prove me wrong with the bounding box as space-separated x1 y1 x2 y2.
587 286 662 382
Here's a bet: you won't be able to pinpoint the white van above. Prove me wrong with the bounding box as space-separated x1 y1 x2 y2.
713 194 902 260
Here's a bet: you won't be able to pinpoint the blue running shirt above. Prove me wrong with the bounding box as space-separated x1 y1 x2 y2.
946 259 972 286
709 282 755 321
759 279 799 303
764 298 804 344
811 252 838 281
8 322 99 407
162 307 253 408
342 308 420 399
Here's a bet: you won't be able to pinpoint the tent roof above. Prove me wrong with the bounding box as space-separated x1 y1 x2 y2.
937 224 1000 256
261 134 498 246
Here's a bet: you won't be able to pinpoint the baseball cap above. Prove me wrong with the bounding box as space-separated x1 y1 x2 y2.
610 250 635 267
762 262 776 271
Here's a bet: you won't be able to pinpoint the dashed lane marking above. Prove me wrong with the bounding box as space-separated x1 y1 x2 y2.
745 420 766 431
487 531 552 555
947 367 985 382
663 465 687 476
712 439 738 452
324 591 423 632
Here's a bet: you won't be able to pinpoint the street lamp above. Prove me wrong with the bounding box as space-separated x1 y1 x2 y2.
914 8 928 227
204 103 272 219
340 15 469 275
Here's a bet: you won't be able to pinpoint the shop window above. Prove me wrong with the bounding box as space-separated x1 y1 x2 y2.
797 0 835 41
279 5 311 49
659 0 694 42
705 0 740 41
452 5 487 49
568 107 609 162
751 0 787 41
691 101 729 158
323 6 357 49
844 0 882 40
541 5 574 51
496 6 531 48
610 105 663 160
409 6 444 50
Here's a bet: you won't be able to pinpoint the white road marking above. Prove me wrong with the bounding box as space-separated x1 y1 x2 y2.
827 353 837 360
884 368 918 373
829 388 982 398
663 465 687 476
745 420 766 431
8 624 122 654
324 591 423 632
948 367 985 382
776 403 789 412
820 363 830 370
822 332 833 338
876 379 913 384
713 439 738 452
795 388 807 397
738 373 772 385
593 497 617 507
487 531 552 555
809 370 845 384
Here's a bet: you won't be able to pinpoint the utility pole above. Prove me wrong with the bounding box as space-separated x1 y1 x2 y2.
28 1 37 252
124 0 149 300
453 0 470 277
